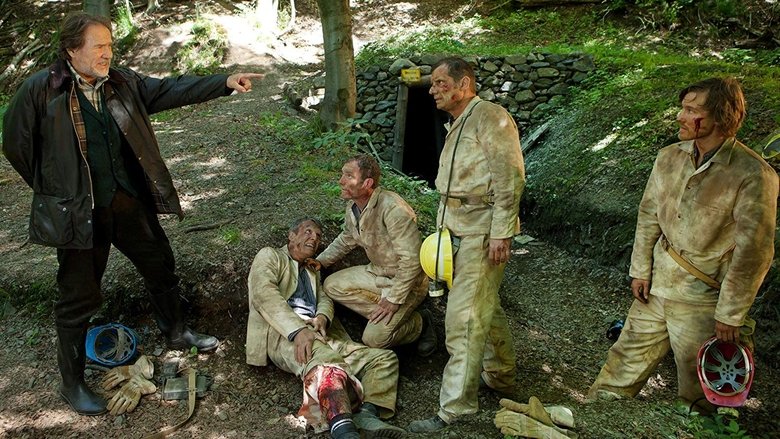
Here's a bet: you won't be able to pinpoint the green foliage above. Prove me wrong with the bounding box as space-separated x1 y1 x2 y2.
150 110 176 123
310 118 373 154
0 93 9 139
174 17 228 75
25 327 41 346
219 226 241 245
256 111 309 150
603 0 745 28
381 170 438 235
686 412 752 439
356 20 479 67
2 279 58 317
112 2 138 56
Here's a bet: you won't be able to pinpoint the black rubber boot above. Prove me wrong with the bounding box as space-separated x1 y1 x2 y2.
56 326 107 416
416 309 437 357
149 287 219 352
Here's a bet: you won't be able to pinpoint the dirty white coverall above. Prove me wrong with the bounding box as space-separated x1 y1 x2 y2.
245 245 400 427
318 187 428 348
590 138 778 403
434 96 525 423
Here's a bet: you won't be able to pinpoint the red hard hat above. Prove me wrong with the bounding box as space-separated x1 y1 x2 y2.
697 337 754 407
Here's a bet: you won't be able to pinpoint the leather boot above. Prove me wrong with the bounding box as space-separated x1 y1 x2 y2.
56 326 107 415
149 287 219 352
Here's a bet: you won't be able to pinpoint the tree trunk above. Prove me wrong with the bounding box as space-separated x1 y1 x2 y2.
316 0 356 130
83 0 112 17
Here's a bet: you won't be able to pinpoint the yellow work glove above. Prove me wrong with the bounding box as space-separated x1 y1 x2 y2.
499 396 555 427
107 375 157 416
494 408 569 439
102 355 154 390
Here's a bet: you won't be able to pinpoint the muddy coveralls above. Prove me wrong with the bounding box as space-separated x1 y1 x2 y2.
434 97 525 423
246 245 400 430
589 138 778 404
318 187 428 348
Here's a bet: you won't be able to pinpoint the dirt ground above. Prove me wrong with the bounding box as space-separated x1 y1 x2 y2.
1 1 779 438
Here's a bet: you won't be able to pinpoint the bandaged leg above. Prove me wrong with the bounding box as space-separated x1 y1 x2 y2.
300 365 364 435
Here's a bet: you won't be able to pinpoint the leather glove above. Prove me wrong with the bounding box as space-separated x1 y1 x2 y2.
102 355 154 390
107 375 157 416
499 396 554 427
494 408 569 439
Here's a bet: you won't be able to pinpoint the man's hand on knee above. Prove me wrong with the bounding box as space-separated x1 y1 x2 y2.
294 328 317 364
369 298 400 325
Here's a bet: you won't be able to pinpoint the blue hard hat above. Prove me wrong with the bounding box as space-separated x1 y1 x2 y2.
85 323 140 366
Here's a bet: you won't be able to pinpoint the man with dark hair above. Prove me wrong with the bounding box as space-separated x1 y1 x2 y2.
246 218 406 439
2 12 263 415
588 77 778 409
308 154 436 356
409 56 525 433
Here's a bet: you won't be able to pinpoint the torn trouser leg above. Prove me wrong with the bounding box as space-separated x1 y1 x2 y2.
300 365 363 436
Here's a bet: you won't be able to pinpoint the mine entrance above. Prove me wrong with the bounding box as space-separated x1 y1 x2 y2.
393 84 448 188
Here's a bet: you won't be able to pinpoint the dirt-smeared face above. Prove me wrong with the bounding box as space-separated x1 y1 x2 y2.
677 91 717 142
429 65 468 115
338 160 371 201
287 220 322 262
68 23 113 84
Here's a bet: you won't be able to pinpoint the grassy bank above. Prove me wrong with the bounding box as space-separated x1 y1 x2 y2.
354 5 780 274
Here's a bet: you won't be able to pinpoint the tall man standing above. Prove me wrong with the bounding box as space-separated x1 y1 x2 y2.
588 78 778 409
409 57 525 433
2 12 263 415
312 154 436 356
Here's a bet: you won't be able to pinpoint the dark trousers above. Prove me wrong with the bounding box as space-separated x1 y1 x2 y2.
55 190 179 329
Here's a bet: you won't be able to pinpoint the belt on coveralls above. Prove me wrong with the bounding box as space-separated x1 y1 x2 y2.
441 193 494 208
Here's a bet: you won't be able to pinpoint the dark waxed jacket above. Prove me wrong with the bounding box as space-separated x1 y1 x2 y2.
2 60 230 249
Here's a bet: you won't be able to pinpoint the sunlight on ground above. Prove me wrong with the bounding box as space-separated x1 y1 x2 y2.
208 12 323 66
744 397 762 409
195 157 229 170
0 406 89 432
179 189 228 211
590 133 618 152
155 128 186 136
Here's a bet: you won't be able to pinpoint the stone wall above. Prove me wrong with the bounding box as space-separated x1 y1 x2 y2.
354 53 595 160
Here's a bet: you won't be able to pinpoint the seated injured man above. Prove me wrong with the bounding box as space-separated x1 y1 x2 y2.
245 218 406 439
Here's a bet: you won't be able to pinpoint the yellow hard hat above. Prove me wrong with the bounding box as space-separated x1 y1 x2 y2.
420 228 453 288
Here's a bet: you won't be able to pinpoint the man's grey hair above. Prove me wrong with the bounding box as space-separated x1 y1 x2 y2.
289 217 323 233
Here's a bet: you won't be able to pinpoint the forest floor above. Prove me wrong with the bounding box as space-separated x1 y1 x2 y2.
1 1 779 438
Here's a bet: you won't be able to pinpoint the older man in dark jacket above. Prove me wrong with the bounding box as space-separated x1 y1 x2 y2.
2 12 262 415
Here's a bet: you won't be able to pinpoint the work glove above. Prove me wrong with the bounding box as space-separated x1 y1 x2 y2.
107 374 157 416
102 355 154 390
494 408 570 439
499 396 554 427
